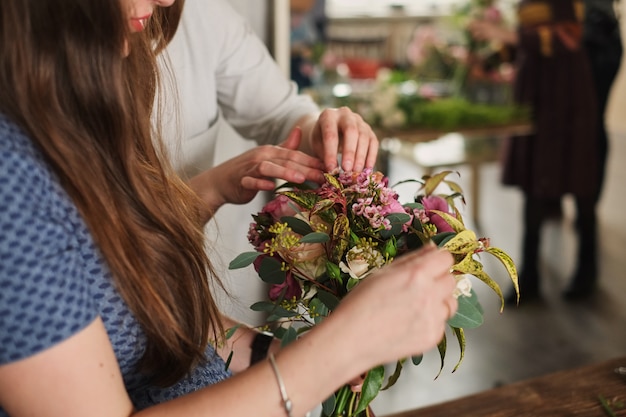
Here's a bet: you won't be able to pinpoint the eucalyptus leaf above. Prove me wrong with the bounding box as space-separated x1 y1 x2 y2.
259 256 286 284
299 232 330 243
267 305 299 320
447 296 484 329
250 301 277 312
402 202 424 210
225 325 241 339
281 216 313 235
309 298 330 324
228 251 260 269
280 326 298 347
316 289 341 311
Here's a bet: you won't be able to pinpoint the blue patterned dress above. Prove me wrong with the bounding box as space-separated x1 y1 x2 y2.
0 114 231 416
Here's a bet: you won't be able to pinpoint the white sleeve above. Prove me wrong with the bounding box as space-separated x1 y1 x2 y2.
170 0 320 146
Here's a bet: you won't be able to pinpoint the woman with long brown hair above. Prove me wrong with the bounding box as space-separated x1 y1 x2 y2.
0 0 458 415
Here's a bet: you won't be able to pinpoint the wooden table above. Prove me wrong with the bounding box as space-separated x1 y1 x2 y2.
386 356 626 417
377 122 533 228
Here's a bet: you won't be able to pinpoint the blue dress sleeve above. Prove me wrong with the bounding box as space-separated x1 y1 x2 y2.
0 122 98 365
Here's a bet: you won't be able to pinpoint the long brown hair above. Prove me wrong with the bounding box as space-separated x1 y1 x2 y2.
0 0 223 386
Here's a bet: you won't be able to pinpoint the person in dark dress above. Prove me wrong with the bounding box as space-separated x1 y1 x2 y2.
470 0 614 302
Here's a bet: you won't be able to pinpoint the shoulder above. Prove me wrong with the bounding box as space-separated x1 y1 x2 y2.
0 114 99 365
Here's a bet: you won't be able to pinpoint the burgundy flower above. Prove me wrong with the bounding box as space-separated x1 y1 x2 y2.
268 271 302 301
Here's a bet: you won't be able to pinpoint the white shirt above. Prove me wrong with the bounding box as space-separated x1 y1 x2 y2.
158 0 319 324
161 0 319 179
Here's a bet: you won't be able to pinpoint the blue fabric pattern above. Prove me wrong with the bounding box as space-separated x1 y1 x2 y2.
0 114 230 415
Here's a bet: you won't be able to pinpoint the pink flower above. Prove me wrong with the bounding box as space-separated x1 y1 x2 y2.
421 196 455 233
263 194 300 221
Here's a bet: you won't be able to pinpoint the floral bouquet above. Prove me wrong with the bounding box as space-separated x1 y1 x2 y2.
229 169 518 416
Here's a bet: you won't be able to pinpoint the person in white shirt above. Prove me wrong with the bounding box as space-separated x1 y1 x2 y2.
160 0 380 323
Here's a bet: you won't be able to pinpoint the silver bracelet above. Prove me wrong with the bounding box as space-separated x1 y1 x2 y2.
268 353 294 417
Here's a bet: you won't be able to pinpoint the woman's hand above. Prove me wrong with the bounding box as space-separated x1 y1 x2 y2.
330 244 458 371
296 107 380 173
188 127 324 218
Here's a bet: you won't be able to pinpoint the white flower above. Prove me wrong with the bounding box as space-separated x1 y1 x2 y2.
339 246 385 280
453 275 473 298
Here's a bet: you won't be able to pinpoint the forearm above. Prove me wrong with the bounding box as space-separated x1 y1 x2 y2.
136 315 365 417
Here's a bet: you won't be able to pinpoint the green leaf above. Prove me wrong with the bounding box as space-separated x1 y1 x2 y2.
402 202 424 210
443 229 480 254
312 198 337 215
259 256 286 284
267 306 299 321
324 172 343 189
316 289 341 311
450 327 466 372
354 365 385 414
435 333 447 379
281 216 313 235
309 298 330 324
452 253 505 312
224 350 234 372
322 394 336 416
382 359 405 390
299 232 330 243
423 171 455 196
280 326 298 347
250 301 277 312
228 251 260 269
431 231 456 247
251 302 298 320
447 295 484 329
225 325 240 339
326 261 342 282
346 276 360 291
486 246 519 307
411 354 423 366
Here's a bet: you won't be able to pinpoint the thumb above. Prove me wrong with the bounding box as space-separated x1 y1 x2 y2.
279 126 302 150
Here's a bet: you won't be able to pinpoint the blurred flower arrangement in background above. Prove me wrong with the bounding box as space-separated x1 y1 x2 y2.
230 169 518 416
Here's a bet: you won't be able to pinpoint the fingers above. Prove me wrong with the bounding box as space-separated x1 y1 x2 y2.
315 108 380 173
240 145 325 190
